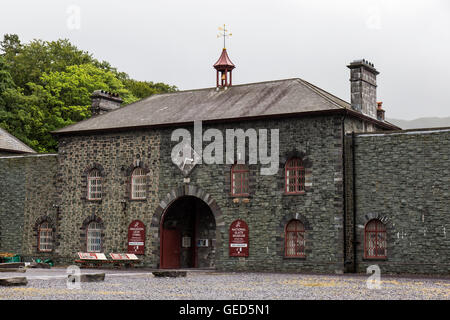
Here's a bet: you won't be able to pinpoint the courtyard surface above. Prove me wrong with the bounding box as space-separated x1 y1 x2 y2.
0 268 449 300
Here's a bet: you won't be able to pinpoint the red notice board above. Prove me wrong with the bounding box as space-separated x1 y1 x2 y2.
229 219 249 257
127 220 146 254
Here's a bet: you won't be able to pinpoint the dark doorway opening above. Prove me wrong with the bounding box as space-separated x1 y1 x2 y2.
160 196 216 269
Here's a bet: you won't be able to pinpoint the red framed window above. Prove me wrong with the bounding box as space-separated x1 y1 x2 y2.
285 158 305 194
231 164 249 196
87 222 102 253
364 219 387 259
87 169 102 200
38 222 53 252
285 220 305 257
131 168 147 199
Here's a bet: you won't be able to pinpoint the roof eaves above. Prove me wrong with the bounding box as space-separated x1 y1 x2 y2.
52 109 349 136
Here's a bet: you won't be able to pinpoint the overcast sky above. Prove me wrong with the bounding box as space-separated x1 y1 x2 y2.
1 0 449 120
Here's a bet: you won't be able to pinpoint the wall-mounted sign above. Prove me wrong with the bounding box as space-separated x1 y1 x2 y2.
229 219 249 257
182 236 191 248
197 239 209 247
127 220 146 254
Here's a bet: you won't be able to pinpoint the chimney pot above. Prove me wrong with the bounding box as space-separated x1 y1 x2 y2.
376 101 385 121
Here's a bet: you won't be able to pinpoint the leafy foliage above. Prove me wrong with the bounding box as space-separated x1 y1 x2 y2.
0 34 177 152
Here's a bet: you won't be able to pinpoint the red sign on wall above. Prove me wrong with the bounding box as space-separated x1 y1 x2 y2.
127 220 146 255
229 219 249 257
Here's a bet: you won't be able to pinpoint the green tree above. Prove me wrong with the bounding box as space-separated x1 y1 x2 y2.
123 79 177 99
0 56 15 105
0 34 177 152
0 34 22 61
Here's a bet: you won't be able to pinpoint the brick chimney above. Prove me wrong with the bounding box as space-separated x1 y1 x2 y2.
377 101 385 121
91 90 123 116
347 59 379 119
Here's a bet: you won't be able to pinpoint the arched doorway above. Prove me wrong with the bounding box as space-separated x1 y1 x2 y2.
160 196 216 269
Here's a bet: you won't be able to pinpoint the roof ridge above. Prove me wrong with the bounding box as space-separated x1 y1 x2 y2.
154 77 303 95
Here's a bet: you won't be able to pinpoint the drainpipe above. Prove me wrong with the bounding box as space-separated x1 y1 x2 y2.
341 111 347 271
352 131 357 273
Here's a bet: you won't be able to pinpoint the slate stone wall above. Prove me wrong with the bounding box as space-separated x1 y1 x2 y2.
55 131 160 264
349 129 450 274
155 115 347 273
0 154 58 259
4 115 448 275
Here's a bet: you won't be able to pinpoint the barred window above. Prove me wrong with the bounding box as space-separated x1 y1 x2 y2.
131 168 147 199
364 219 387 258
87 169 102 200
285 158 305 194
231 164 249 196
285 220 305 257
38 222 53 252
87 222 102 253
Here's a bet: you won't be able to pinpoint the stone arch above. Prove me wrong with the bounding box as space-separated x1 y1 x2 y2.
276 212 312 258
280 149 312 169
80 214 105 252
362 213 391 227
150 184 225 268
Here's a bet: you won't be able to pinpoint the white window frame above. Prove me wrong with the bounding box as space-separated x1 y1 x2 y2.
131 168 147 200
87 169 102 200
87 222 102 253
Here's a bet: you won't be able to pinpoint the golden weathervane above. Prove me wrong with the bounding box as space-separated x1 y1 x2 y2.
217 24 232 49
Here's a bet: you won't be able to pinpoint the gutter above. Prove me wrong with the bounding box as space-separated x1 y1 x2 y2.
51 108 400 137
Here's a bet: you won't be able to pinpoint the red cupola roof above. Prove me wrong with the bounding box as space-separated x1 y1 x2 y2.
213 48 235 70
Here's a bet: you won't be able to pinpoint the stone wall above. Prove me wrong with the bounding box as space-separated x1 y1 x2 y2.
0 154 58 258
348 128 450 274
6 113 447 275
52 114 349 272
56 131 160 264
155 115 347 273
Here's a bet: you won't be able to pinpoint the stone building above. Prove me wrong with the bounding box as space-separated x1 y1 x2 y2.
0 49 448 275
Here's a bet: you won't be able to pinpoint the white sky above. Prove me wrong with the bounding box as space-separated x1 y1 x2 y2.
1 0 449 120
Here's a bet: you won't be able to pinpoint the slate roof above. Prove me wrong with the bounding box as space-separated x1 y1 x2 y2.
54 78 397 134
0 127 35 153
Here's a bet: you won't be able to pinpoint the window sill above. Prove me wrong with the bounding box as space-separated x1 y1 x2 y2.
283 191 306 196
363 257 387 261
283 256 306 260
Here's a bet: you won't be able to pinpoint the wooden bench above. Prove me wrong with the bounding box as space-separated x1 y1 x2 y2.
109 253 139 268
75 253 110 269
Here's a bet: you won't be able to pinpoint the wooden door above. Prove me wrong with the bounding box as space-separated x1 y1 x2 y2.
161 229 181 269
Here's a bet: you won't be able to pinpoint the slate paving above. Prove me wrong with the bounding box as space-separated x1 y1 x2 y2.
0 268 449 300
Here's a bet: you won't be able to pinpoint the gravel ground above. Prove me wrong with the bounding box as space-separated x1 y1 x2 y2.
0 268 449 300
